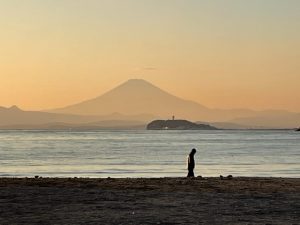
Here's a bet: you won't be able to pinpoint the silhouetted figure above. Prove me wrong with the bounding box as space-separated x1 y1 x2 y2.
187 148 196 177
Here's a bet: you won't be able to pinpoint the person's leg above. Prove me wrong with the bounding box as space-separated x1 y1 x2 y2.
187 169 194 177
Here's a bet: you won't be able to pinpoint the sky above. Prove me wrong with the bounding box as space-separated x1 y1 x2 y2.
0 0 299 111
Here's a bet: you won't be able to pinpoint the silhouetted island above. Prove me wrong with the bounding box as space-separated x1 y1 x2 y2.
296 127 300 131
147 120 218 130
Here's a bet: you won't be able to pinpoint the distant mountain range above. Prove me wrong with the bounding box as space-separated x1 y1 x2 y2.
1 79 299 129
50 79 210 119
49 79 299 128
0 106 145 130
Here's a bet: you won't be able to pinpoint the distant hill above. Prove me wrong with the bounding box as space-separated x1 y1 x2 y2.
2 103 299 129
196 121 267 130
0 121 146 130
50 79 212 120
147 120 218 130
2 79 299 129
0 106 145 129
48 79 300 128
49 79 262 121
0 106 95 126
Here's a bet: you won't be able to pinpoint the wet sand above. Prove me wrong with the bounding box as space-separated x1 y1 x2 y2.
0 177 299 225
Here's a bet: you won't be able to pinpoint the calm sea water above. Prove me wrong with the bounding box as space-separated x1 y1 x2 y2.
0 130 299 178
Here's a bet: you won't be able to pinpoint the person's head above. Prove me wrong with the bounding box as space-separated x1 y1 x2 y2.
190 148 197 155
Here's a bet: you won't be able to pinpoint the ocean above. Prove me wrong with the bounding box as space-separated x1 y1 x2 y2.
0 130 299 178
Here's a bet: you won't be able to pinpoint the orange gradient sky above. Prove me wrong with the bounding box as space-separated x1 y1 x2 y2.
0 0 299 111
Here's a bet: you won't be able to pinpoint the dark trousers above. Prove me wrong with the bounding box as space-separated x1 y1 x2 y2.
187 168 194 177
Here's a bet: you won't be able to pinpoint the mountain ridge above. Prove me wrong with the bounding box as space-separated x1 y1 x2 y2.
50 79 211 120
1 79 299 129
0 106 149 129
48 79 300 128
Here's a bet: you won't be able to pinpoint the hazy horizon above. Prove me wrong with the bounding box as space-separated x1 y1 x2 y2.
0 0 299 112
1 78 299 129
1 78 300 114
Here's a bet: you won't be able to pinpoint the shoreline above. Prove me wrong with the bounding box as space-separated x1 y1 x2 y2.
1 176 300 190
0 128 297 131
1 177 299 224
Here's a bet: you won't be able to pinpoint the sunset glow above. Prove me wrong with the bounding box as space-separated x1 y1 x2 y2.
0 0 299 111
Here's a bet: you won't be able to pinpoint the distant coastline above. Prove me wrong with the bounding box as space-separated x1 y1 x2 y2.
1 80 300 130
0 125 296 131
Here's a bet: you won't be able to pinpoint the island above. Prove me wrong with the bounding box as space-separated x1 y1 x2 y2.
147 119 218 130
296 127 300 131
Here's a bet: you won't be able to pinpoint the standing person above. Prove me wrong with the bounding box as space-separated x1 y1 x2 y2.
187 148 197 177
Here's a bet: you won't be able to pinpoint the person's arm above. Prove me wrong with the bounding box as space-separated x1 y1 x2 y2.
187 155 190 169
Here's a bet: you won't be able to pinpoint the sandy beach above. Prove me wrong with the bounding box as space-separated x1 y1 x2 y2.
0 177 299 225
